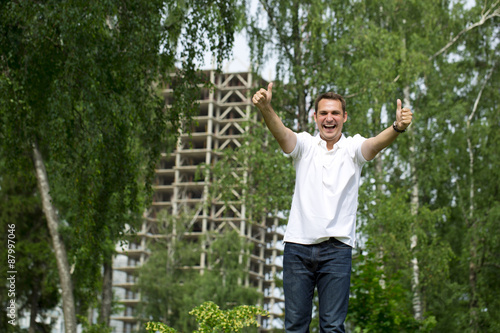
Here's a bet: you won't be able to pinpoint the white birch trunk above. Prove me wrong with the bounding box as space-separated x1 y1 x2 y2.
32 144 77 333
405 86 423 321
99 259 113 326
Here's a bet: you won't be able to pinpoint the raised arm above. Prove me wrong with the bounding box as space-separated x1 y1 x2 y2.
361 99 413 161
252 82 297 154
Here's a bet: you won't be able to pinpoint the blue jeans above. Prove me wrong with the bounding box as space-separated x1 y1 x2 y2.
283 238 352 333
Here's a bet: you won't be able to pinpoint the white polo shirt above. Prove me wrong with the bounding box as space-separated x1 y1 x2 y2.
284 132 367 247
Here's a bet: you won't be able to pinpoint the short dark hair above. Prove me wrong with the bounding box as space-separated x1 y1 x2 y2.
314 92 346 115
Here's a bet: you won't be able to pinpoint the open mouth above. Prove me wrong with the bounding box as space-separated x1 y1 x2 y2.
323 124 337 129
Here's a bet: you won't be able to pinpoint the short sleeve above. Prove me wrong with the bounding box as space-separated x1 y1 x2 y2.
351 134 368 165
284 132 309 160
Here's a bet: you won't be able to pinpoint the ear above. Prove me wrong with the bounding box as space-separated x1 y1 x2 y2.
343 111 348 122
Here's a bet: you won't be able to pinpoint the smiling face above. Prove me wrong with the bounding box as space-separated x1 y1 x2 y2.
314 99 347 149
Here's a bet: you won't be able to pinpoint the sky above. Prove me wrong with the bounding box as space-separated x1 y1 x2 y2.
200 31 277 81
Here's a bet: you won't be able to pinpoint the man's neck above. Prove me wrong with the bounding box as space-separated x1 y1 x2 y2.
321 134 342 151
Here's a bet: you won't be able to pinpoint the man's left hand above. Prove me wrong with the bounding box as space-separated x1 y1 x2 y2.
396 99 413 131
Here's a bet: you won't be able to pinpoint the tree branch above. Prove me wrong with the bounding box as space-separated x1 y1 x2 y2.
468 62 496 124
483 262 500 269
429 0 499 60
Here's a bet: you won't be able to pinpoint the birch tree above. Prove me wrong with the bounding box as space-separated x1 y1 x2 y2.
0 154 59 332
424 4 499 328
0 1 240 332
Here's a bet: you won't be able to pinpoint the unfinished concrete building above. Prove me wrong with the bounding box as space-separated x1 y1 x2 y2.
111 70 284 333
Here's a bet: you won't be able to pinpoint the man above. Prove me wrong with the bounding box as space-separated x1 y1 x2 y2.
252 82 413 332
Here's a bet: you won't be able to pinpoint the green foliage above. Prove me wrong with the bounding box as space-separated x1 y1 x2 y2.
351 184 451 332
412 4 499 329
146 301 268 333
0 154 59 332
0 0 242 328
77 315 112 333
348 251 436 332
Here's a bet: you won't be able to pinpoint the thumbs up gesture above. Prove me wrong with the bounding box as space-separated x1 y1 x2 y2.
395 99 413 131
252 82 273 110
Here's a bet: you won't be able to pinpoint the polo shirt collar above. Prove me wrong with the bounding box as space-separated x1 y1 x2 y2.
315 133 346 151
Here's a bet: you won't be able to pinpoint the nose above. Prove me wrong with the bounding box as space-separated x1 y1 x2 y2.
326 113 333 121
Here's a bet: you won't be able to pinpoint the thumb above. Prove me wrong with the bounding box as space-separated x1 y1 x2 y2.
397 98 402 112
268 82 273 94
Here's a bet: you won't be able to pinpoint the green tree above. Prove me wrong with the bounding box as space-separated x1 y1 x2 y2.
417 2 499 329
0 1 241 332
348 0 459 325
0 154 60 332
348 251 437 333
345 1 499 330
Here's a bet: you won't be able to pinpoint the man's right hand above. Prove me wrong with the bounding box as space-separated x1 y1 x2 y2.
252 82 273 109
250 81 296 153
